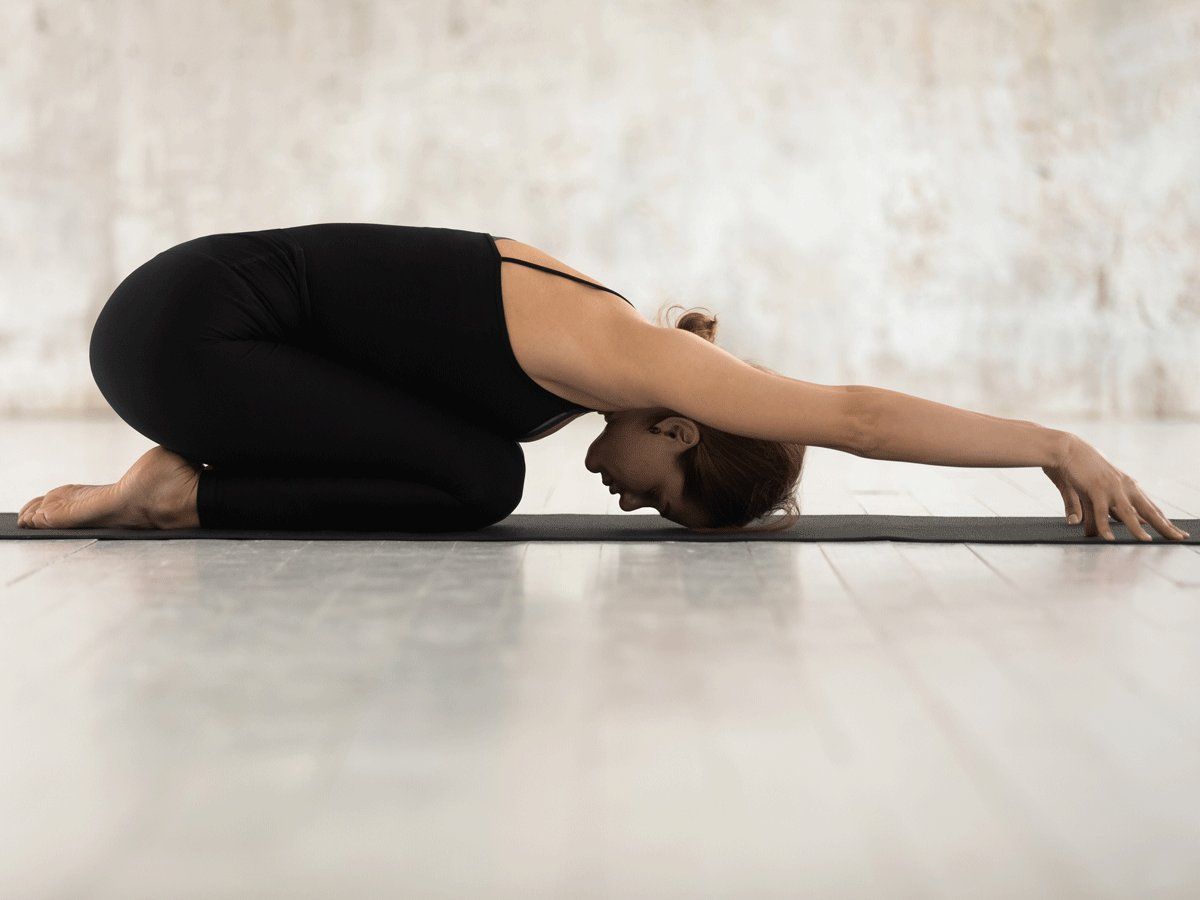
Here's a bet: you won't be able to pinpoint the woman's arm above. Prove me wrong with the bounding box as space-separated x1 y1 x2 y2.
851 385 1070 467
582 322 866 451
851 387 1189 540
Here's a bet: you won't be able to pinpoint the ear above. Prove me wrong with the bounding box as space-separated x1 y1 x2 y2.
652 416 699 447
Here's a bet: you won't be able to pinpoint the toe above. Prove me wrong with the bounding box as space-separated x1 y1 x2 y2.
18 495 45 527
31 486 75 528
30 500 55 528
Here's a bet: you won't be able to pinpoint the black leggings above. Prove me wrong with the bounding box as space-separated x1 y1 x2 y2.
88 243 525 531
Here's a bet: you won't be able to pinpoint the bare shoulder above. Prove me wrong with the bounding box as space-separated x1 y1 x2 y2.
494 239 863 449
492 237 860 449
492 236 648 409
492 237 645 332
493 237 613 286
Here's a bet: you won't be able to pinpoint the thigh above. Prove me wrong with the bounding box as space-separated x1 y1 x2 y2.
96 322 524 515
90 246 299 438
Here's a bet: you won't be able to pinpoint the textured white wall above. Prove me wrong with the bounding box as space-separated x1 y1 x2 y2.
2 0 1198 417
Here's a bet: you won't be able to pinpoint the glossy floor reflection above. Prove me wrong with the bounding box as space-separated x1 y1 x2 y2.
2 415 1199 897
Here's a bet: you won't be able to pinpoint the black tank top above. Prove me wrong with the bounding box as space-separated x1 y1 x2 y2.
279 224 633 442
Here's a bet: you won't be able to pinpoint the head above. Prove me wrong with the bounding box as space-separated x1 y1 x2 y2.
584 305 808 533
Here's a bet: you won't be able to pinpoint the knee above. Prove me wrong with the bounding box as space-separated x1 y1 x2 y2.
459 441 525 527
88 304 122 402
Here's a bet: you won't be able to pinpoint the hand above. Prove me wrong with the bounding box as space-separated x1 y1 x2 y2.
1041 434 1190 541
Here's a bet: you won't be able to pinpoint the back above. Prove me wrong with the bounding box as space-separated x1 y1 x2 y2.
280 223 588 441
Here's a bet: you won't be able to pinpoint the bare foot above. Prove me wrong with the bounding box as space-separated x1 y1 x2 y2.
17 446 202 530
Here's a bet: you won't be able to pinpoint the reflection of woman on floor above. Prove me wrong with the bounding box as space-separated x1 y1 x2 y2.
17 224 1190 541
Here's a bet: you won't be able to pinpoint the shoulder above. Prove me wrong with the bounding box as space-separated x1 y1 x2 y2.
493 237 624 289
492 236 644 332
493 237 649 400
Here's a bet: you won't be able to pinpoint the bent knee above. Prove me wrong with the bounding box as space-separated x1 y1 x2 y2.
459 442 525 527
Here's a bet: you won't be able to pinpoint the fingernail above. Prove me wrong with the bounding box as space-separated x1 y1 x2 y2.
1067 514 1079 524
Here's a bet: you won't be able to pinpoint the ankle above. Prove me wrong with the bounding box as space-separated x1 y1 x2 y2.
146 469 201 529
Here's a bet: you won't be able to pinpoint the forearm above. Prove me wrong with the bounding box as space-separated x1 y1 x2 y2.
851 385 1070 467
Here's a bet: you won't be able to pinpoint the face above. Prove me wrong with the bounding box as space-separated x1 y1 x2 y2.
584 408 708 528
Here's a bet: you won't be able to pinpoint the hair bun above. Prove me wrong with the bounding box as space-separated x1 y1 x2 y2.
659 303 718 343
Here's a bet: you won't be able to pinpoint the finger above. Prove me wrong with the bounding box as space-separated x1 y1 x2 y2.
1091 495 1114 541
1065 486 1083 524
1046 469 1079 523
1131 492 1190 541
1133 489 1188 540
1112 499 1151 542
1154 505 1189 540
1081 496 1097 536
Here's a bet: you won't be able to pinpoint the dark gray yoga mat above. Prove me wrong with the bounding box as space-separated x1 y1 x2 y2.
1 512 1196 543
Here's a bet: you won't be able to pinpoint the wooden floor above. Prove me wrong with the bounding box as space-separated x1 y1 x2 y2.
2 414 1198 898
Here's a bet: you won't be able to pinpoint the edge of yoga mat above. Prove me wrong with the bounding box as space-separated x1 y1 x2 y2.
1 512 1197 543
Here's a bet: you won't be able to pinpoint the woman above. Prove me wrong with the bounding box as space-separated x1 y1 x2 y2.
16 224 1190 541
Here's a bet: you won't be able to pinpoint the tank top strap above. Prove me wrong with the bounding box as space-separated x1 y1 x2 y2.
496 255 633 307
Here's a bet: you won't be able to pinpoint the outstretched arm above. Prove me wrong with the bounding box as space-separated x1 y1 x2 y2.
594 320 1062 463
853 385 1189 542
849 386 1069 467
577 319 1188 541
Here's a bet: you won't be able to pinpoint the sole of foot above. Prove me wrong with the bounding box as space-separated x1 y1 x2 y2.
17 445 202 530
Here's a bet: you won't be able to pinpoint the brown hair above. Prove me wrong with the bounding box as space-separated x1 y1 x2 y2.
654 303 808 534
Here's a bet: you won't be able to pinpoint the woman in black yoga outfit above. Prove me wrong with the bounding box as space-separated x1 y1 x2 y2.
16 223 1192 541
